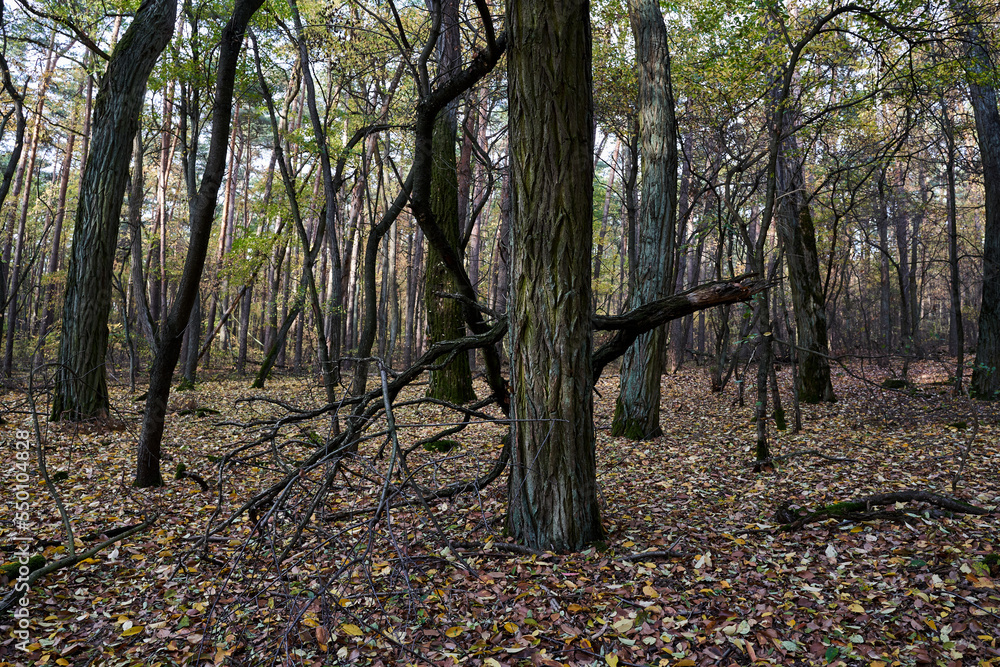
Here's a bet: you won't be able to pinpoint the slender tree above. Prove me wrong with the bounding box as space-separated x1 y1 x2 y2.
134 0 265 486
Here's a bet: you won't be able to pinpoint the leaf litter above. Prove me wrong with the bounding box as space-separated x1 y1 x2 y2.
0 361 998 666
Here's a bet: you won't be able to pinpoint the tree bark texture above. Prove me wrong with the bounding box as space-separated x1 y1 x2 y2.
424 0 476 403
52 0 176 421
612 0 678 440
962 11 1000 399
505 0 604 552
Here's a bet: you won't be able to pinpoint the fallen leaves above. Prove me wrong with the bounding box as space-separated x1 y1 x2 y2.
0 365 998 666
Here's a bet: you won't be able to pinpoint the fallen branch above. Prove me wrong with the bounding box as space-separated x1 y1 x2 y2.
1 514 157 615
776 490 992 531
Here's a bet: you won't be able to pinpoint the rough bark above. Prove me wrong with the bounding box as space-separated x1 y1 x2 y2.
424 0 476 403
52 0 176 421
505 0 604 552
961 9 1000 399
612 0 678 440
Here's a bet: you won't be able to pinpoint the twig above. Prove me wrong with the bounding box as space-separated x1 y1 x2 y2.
1 514 157 614
951 401 980 493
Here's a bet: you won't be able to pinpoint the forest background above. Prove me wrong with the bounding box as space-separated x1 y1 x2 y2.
0 0 999 665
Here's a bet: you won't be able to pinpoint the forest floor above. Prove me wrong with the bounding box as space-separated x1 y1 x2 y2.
0 358 998 667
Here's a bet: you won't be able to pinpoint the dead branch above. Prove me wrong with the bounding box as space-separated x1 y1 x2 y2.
777 490 993 531
592 275 768 379
1 514 157 615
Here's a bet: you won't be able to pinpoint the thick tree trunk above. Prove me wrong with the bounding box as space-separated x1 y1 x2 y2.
52 0 176 421
612 0 678 440
134 0 264 486
424 0 475 403
505 0 604 552
964 17 1000 399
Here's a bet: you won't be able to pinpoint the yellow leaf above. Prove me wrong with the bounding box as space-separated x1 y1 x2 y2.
848 603 865 613
925 618 937 631
606 654 619 667
676 660 696 666
445 626 464 637
342 623 363 636
567 604 585 612
612 618 633 634
870 662 887 667
57 660 71 666
121 625 144 637
642 584 659 598
504 622 518 633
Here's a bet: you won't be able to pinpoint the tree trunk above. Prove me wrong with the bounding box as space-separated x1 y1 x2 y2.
612 0 678 440
876 174 892 366
962 7 1000 399
181 291 201 388
236 284 252 374
290 0 343 384
774 135 836 401
493 172 511 317
4 40 59 375
134 0 264 486
505 0 603 552
52 0 176 421
944 102 964 393
404 224 423 368
39 129 76 347
424 0 475 403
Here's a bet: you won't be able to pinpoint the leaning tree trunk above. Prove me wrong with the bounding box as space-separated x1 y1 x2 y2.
134 0 264 487
52 0 176 421
505 0 604 552
612 0 678 440
424 0 476 404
